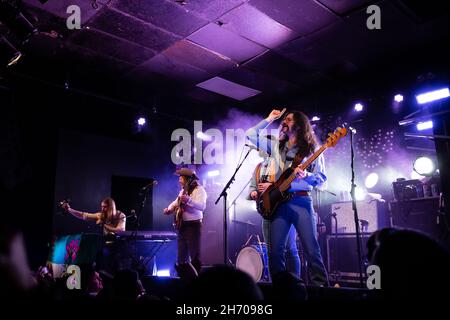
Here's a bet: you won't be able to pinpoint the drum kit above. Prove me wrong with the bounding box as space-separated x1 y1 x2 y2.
235 232 270 283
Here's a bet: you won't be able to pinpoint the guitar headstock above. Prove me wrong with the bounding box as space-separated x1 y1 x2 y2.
57 199 71 215
325 127 348 147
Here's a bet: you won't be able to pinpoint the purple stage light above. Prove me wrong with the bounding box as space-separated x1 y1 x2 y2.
416 121 433 131
354 103 364 112
394 94 404 102
416 88 449 104
137 117 146 126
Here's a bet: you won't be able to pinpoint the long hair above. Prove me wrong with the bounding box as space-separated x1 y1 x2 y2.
184 176 199 195
101 197 117 222
280 111 318 159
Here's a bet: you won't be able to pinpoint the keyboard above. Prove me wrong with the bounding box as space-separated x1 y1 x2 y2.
115 230 177 241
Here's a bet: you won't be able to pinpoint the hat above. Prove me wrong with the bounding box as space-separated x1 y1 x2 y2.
175 168 198 179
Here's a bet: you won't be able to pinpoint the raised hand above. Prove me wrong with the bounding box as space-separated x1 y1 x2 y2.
266 108 286 122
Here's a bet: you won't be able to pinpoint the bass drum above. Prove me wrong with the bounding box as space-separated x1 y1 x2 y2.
236 243 269 282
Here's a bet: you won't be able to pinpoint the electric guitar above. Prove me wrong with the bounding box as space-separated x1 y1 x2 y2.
174 192 185 230
257 127 347 218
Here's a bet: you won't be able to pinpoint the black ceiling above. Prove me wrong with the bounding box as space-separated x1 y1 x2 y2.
2 0 450 118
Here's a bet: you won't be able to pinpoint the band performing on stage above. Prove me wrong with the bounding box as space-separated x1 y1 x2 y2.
3 1 450 304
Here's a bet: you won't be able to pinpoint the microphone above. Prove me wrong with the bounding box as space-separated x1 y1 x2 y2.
272 108 287 121
141 180 158 191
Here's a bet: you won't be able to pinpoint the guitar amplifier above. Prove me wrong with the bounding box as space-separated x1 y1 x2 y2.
326 233 371 284
389 197 442 241
330 200 389 234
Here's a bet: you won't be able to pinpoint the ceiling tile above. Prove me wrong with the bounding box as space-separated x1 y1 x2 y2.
110 0 207 37
188 23 267 63
89 7 181 51
249 0 338 35
219 3 299 49
70 28 155 64
162 40 236 74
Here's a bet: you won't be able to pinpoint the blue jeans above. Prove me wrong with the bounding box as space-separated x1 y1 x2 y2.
267 196 328 286
262 220 300 277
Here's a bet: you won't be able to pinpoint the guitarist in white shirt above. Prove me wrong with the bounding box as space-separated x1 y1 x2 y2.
246 109 329 286
164 168 207 274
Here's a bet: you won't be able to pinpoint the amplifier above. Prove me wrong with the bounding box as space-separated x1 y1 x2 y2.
326 233 371 284
330 200 389 234
389 196 442 241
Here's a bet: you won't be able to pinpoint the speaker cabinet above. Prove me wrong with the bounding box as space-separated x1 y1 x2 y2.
389 196 442 241
331 201 389 234
326 233 371 284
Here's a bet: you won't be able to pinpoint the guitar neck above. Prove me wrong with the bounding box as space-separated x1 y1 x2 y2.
280 144 328 189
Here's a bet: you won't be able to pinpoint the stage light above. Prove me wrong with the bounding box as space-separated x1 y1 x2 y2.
311 116 320 122
354 103 364 112
355 186 366 201
0 36 22 67
364 172 379 189
416 121 433 131
137 117 146 126
156 270 171 277
394 94 404 102
207 170 220 177
416 88 449 104
196 132 212 141
413 156 435 176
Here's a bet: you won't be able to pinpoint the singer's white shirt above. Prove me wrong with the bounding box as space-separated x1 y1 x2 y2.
168 185 207 221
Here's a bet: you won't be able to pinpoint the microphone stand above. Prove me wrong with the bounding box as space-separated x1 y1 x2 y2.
349 127 365 288
130 182 152 275
215 149 253 265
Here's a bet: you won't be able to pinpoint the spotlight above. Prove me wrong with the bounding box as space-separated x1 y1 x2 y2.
155 270 171 277
416 121 433 131
0 36 21 66
311 116 320 122
354 103 364 112
416 88 449 104
364 172 379 189
137 117 146 126
413 156 435 176
394 94 404 102
207 170 220 177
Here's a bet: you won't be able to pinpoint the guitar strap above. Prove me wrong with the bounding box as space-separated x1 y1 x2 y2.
291 148 315 172
291 149 305 168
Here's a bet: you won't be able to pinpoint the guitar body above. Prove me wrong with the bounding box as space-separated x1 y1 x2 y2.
174 205 183 230
173 179 195 230
257 168 293 219
255 126 347 219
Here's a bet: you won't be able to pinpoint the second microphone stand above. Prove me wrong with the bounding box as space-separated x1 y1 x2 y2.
215 149 253 265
